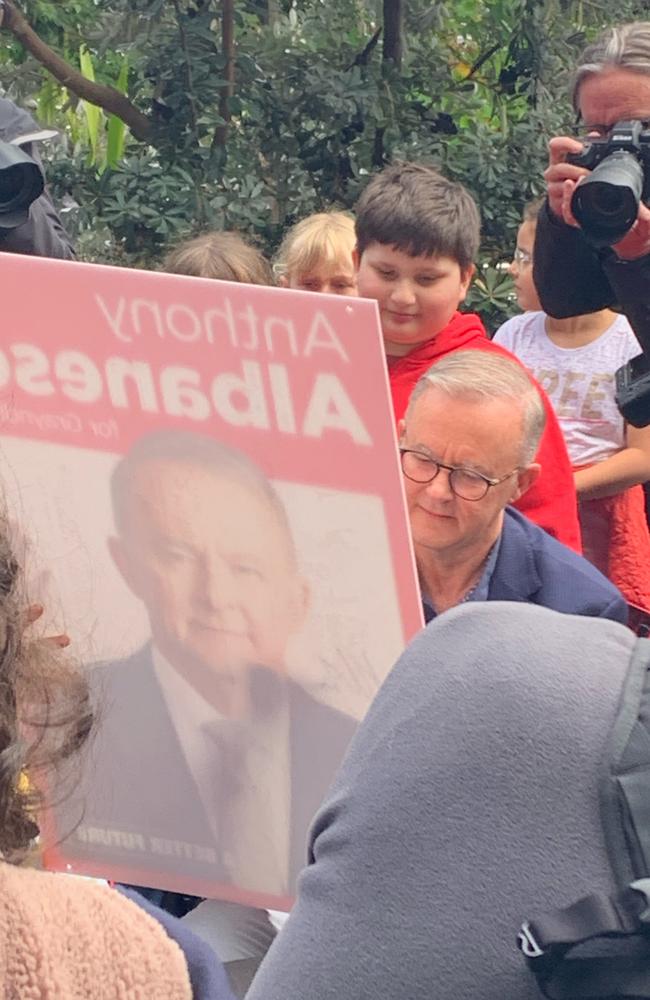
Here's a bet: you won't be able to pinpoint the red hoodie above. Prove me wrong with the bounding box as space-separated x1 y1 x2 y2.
389 311 581 552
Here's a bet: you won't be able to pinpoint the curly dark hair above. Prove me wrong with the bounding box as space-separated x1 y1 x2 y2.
0 516 93 860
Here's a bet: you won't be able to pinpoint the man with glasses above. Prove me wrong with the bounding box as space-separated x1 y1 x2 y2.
400 350 627 622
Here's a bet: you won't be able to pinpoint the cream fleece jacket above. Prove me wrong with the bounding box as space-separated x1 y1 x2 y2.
0 861 192 999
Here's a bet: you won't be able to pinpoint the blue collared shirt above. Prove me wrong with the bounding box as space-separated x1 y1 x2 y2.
422 533 502 624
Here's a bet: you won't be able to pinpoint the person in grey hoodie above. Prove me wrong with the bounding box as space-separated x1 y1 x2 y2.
0 96 74 259
247 601 646 1000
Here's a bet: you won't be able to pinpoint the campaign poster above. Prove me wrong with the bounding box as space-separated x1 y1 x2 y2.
0 252 423 909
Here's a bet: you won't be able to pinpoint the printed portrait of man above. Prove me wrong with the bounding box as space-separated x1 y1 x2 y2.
70 430 356 899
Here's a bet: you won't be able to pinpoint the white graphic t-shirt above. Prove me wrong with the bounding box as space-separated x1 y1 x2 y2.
493 311 640 465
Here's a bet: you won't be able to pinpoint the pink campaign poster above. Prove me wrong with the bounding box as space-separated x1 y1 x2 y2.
0 252 423 909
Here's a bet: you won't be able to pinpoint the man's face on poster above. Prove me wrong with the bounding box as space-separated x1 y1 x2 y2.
109 459 309 687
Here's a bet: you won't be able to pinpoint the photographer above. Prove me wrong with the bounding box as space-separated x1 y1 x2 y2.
534 22 650 328
0 96 74 259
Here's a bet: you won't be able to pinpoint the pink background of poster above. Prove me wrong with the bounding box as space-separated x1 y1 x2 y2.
0 252 423 906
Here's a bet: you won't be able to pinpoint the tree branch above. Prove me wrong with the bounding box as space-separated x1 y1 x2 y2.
463 43 501 81
0 0 155 143
345 26 382 71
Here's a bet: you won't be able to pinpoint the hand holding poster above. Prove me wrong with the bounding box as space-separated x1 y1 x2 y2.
0 253 422 908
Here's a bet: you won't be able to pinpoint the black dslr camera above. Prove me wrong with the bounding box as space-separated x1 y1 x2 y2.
0 139 44 229
567 119 650 248
567 120 650 426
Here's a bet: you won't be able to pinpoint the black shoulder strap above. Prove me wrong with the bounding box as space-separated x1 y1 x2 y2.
518 639 650 998
518 879 650 998
600 639 650 889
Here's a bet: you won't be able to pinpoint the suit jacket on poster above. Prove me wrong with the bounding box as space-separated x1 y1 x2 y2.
63 645 356 897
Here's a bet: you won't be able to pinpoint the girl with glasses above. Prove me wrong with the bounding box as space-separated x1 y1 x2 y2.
493 199 650 614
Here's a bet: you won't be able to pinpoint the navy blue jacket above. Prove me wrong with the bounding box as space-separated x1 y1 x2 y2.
487 507 627 623
119 887 235 1000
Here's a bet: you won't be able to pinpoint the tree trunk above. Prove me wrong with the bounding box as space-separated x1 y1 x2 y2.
214 0 235 149
267 0 280 28
383 0 403 68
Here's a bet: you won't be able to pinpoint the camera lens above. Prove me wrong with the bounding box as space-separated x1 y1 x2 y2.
0 164 31 208
0 142 44 228
571 150 643 246
589 183 629 218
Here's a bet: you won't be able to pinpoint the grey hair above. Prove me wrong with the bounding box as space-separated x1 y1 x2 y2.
406 350 546 465
572 22 650 111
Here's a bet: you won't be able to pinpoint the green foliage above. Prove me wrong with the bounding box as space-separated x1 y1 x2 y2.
106 60 129 169
76 47 131 171
466 264 517 334
4 0 649 327
78 45 102 163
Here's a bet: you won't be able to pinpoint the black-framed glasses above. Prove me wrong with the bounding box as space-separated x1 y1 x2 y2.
400 448 518 502
570 119 650 142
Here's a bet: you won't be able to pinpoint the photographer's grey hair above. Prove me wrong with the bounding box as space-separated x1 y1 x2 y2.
572 22 650 109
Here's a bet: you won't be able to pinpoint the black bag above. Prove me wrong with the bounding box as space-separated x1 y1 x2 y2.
519 640 650 998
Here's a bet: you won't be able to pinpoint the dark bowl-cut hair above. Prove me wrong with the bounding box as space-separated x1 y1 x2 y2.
110 430 297 559
0 516 93 860
355 162 481 270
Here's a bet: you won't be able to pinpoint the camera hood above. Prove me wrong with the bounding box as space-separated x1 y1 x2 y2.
0 140 44 229
572 150 643 247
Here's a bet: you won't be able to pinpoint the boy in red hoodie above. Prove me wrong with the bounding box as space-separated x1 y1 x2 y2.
354 162 581 551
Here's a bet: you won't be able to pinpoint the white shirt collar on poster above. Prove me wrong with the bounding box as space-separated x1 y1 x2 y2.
152 646 291 895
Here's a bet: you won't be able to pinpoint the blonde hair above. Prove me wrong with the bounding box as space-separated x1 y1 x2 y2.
162 231 272 285
274 212 356 282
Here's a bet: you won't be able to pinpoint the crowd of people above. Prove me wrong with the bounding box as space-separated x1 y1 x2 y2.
3 16 650 1000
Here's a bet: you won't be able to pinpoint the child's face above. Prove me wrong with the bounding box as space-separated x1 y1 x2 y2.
509 222 542 312
286 260 357 296
355 243 473 356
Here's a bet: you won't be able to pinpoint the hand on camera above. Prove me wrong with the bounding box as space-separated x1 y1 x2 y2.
546 135 650 259
611 201 650 259
544 136 590 224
